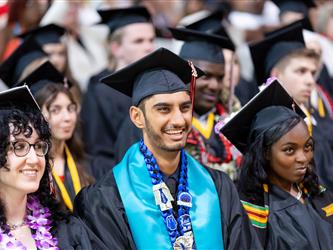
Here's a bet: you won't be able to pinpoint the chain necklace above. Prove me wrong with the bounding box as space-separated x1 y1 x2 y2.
6 220 27 231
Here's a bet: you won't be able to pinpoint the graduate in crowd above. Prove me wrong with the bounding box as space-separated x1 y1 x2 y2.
74 48 261 249
221 79 333 249
182 9 259 106
81 6 155 179
114 28 241 178
0 37 48 86
17 23 82 104
0 86 97 249
250 20 333 191
170 27 238 179
16 61 94 212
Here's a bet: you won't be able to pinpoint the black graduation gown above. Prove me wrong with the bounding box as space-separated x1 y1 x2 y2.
311 112 333 192
81 68 131 179
113 116 141 164
317 64 333 100
234 77 259 107
74 165 262 249
266 185 333 250
57 215 107 249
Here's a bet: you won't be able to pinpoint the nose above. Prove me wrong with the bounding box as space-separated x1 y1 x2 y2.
171 108 186 127
62 109 73 121
305 72 316 88
296 149 308 164
208 77 221 91
26 146 40 165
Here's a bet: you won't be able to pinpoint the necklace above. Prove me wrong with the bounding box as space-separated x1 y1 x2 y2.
0 195 59 250
6 220 27 231
139 139 194 249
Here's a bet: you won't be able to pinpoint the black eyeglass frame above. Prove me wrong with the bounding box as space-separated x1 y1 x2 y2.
10 140 49 157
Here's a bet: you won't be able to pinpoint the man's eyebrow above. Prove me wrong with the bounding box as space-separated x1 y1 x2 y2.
152 102 171 108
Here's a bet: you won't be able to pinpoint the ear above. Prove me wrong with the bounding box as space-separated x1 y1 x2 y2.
129 106 145 129
270 67 279 78
110 41 122 58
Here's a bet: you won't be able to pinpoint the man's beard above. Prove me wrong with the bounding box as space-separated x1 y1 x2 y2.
144 116 188 152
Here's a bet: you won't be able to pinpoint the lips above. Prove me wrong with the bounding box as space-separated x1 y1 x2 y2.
164 129 186 141
20 169 38 177
295 167 307 176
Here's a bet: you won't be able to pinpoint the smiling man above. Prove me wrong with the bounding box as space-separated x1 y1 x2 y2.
74 48 260 249
169 28 239 179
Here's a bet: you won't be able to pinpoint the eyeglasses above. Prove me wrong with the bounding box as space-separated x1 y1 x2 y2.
10 141 49 157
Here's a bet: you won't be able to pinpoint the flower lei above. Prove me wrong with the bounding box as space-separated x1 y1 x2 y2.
0 195 59 250
139 139 194 249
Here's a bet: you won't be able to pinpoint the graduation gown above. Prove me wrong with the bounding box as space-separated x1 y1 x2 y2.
74 143 261 249
57 215 107 249
240 184 333 249
266 185 333 250
234 77 259 107
81 68 131 179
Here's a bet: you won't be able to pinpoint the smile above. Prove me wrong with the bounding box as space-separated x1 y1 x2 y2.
164 129 184 135
20 169 38 176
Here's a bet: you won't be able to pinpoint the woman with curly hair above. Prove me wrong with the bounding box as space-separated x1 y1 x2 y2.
18 61 94 212
0 86 97 249
221 80 333 249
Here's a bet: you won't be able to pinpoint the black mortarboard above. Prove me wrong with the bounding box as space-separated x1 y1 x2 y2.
17 24 66 46
250 21 305 85
101 47 204 106
170 27 234 64
97 6 151 34
273 0 316 16
0 37 47 86
0 85 40 111
13 61 71 95
220 79 305 154
184 10 233 42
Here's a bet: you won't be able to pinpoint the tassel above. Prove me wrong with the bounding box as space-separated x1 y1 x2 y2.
188 61 198 111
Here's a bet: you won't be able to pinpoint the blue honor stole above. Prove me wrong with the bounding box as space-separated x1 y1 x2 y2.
113 143 224 249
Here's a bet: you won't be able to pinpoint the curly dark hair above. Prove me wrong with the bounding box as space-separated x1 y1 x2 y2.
238 116 320 204
0 106 65 234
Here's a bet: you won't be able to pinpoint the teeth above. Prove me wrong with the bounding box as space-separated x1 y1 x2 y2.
20 170 38 176
165 130 183 135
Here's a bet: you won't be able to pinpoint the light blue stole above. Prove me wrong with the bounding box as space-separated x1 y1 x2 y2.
113 143 224 249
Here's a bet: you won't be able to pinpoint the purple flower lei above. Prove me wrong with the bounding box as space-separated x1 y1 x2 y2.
0 195 59 250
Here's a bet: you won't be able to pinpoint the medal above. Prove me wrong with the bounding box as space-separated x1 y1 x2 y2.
153 182 174 211
173 232 194 250
177 192 192 207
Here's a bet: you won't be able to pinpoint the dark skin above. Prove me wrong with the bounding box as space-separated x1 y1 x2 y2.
267 122 314 202
191 60 225 116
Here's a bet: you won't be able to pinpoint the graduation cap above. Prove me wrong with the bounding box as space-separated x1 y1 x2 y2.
220 79 305 154
13 61 71 95
184 10 233 43
169 27 234 64
0 37 47 87
97 6 151 34
17 24 66 46
101 47 205 106
273 0 316 16
0 85 40 111
250 21 305 85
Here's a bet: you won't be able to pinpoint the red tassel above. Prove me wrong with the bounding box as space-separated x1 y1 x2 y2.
188 61 198 110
